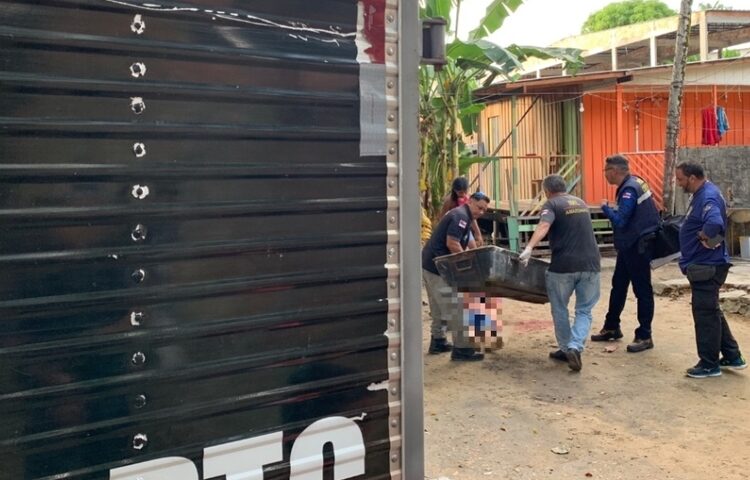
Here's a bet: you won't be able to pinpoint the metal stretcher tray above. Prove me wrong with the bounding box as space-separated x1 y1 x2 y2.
434 245 549 304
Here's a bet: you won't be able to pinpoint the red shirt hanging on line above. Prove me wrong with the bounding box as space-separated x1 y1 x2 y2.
702 106 720 145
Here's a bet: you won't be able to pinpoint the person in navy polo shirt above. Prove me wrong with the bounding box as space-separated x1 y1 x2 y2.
422 192 490 361
593 155 661 353
676 162 746 378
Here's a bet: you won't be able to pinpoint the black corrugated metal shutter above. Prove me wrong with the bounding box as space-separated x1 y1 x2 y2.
0 1 399 478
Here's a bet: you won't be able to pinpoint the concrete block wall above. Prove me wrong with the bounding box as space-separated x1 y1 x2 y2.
679 146 750 208
679 147 750 257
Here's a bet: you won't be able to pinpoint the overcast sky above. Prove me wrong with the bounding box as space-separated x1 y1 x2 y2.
457 0 750 47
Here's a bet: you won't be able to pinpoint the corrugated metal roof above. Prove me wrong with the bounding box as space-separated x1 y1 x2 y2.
474 71 633 98
476 55 750 99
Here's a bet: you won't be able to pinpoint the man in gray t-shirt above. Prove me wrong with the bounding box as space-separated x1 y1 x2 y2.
519 175 601 372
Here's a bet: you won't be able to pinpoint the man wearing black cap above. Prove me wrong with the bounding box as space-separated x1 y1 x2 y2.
422 192 490 361
593 155 661 353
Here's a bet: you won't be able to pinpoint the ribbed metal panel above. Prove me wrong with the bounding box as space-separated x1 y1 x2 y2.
0 1 397 478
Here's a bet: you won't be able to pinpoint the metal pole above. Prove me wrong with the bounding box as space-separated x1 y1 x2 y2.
511 95 519 217
493 145 499 244
510 95 518 217
400 0 424 477
509 95 520 251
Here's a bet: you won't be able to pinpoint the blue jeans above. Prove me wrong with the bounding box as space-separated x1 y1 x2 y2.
545 271 601 352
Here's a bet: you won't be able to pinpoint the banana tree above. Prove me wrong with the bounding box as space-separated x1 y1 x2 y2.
419 0 582 221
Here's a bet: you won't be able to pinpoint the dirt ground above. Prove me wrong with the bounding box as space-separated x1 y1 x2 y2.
423 261 750 480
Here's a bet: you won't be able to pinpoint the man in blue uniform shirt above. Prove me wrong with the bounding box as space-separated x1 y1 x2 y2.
593 155 661 353
422 192 490 361
676 162 746 378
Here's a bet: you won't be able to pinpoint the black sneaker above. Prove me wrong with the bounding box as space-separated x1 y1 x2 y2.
566 349 582 372
686 363 722 378
591 328 624 342
428 337 453 354
549 349 568 362
719 355 747 370
626 337 654 353
451 347 484 362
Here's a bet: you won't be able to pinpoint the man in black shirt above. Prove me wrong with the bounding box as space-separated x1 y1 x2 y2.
422 192 490 361
519 175 601 371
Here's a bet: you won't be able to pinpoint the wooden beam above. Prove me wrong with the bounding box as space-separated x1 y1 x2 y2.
702 26 750 48
616 84 624 152
699 11 709 62
653 26 750 50
474 71 631 97
713 84 718 107
611 31 618 71
705 9 750 25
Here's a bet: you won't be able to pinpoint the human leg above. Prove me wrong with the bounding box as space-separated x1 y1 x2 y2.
422 270 448 340
688 266 723 369
569 272 601 352
713 265 742 363
623 246 655 352
545 271 576 352
719 312 742 363
425 270 478 357
450 299 484 361
592 251 628 341
464 293 501 349
627 247 655 340
603 250 630 330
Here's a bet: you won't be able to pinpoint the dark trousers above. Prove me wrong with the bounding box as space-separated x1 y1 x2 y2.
604 243 654 339
687 263 741 369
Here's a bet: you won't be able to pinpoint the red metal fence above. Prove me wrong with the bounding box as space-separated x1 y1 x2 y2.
622 151 665 210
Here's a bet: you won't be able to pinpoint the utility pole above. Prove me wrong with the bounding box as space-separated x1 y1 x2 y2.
662 0 694 213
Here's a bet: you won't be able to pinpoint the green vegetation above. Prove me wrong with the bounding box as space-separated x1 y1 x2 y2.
698 1 731 9
581 0 676 33
687 2 736 61
419 0 582 219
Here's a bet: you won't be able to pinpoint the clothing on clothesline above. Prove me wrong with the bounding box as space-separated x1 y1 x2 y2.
717 106 730 137
701 106 720 145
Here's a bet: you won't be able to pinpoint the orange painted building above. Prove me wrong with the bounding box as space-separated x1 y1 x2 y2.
581 85 750 206
473 57 750 209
